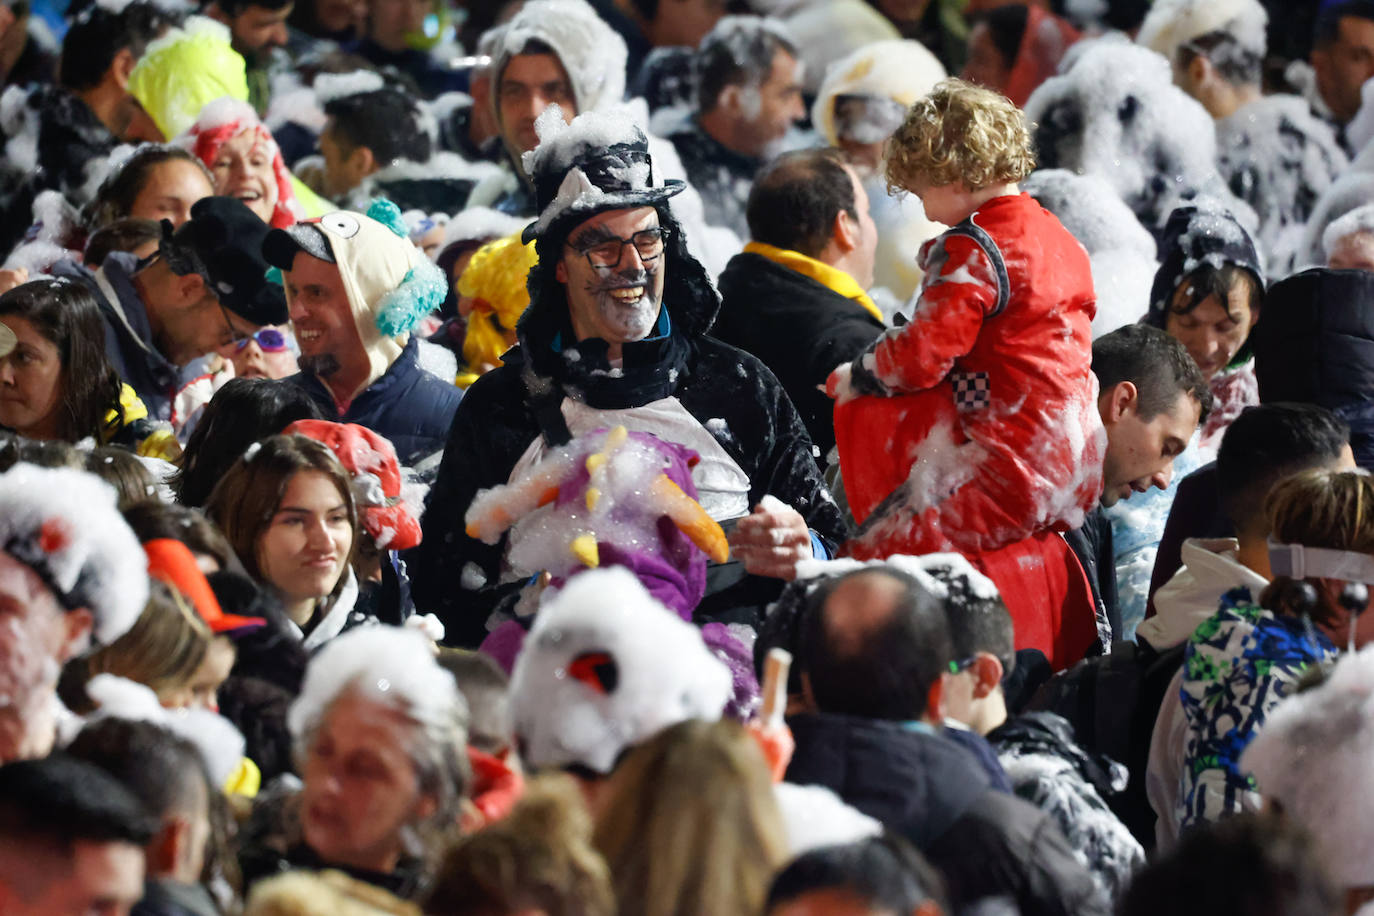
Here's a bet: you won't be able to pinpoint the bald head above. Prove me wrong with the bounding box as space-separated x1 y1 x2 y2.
801 568 954 721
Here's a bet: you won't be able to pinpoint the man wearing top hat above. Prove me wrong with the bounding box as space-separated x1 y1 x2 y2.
410 106 846 647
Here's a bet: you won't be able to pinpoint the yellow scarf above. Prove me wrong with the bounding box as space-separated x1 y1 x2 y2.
743 242 883 322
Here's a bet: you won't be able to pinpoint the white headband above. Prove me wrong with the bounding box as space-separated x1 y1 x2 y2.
1267 539 1374 585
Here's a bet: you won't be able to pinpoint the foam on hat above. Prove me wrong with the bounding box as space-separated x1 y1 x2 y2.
128 17 249 140
509 567 732 774
0 466 147 645
1136 0 1267 69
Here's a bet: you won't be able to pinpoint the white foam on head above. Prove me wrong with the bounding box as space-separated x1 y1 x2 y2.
1024 40 1229 229
82 674 247 787
287 625 467 741
313 70 387 106
0 466 148 645
1324 202 1374 258
509 567 732 774
523 106 655 234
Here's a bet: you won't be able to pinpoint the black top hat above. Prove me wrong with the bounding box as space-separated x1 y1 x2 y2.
160 197 289 327
522 123 685 245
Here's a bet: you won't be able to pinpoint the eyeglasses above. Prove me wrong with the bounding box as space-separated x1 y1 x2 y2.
570 226 670 270
231 327 289 352
948 656 978 675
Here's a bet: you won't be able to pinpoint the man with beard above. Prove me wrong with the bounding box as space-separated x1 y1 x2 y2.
0 464 148 764
663 15 806 238
409 107 845 647
263 199 460 468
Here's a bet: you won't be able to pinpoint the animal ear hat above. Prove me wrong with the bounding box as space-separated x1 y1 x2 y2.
263 199 446 387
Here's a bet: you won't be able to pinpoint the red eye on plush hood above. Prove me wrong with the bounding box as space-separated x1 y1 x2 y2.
568 650 618 694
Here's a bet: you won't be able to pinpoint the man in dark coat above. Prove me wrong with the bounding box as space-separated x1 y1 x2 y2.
408 107 845 647
262 200 461 468
713 147 883 456
784 565 1110 916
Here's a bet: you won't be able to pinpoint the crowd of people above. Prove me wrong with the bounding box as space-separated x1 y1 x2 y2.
2 0 1374 912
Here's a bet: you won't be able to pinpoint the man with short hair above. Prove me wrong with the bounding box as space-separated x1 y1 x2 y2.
263 200 461 467
922 557 1146 900
206 0 293 112
0 754 158 916
0 465 148 764
0 1 171 253
411 107 844 646
1063 324 1212 647
713 148 882 455
318 87 435 204
665 15 805 237
1311 0 1374 135
1136 0 1347 264
1092 325 1212 509
473 1 628 215
53 196 287 421
786 566 1109 916
67 719 217 916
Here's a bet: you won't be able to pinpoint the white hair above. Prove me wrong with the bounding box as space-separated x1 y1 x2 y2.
288 626 471 831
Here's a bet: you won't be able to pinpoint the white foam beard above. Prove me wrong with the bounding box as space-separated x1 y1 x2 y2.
598 287 658 341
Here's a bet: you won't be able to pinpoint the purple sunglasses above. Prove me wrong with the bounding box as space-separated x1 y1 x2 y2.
232 328 288 352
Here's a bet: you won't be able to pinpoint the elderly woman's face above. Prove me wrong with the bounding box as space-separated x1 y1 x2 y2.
212 129 279 225
300 689 437 872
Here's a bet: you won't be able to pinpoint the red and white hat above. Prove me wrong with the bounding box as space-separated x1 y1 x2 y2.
283 420 422 551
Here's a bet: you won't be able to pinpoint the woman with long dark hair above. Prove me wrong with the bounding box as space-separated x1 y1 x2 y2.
0 278 126 443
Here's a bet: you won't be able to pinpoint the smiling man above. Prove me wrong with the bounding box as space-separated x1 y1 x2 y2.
263 199 460 467
411 107 845 647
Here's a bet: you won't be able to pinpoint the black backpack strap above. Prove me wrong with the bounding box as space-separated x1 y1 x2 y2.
944 220 1011 317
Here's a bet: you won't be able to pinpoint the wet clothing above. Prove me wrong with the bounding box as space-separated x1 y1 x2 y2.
835 192 1103 559
988 711 1144 901
1217 94 1348 272
1178 587 1337 828
663 114 760 239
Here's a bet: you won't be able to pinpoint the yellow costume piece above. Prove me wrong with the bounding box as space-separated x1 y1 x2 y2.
223 755 261 798
129 17 249 140
743 241 883 322
456 233 538 385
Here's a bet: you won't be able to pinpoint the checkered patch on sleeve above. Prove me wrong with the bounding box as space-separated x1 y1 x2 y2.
951 370 991 412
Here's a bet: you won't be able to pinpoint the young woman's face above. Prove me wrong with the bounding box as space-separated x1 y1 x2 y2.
128 159 215 228
300 689 436 871
1165 280 1256 381
256 470 353 605
161 636 236 713
0 315 63 439
211 129 280 225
